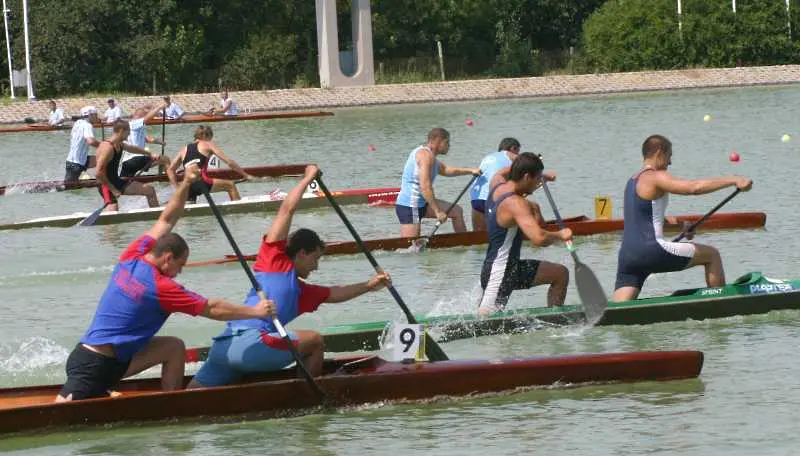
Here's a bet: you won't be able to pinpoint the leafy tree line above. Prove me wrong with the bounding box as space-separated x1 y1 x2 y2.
0 0 796 97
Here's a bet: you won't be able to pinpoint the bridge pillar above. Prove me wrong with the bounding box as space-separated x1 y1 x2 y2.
316 0 375 88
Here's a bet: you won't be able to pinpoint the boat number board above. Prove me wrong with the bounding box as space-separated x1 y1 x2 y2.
392 324 426 362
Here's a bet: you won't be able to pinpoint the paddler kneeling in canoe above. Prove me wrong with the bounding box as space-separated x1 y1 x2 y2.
56 163 276 402
478 152 572 315
612 134 753 302
187 165 391 388
166 125 256 203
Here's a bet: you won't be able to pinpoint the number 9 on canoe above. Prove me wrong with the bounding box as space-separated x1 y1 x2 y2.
392 324 426 363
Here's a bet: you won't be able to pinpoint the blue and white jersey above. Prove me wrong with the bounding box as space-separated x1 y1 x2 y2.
396 146 440 208
470 151 513 202
478 187 522 308
121 118 148 164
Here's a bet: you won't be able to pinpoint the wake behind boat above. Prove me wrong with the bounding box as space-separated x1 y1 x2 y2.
0 351 703 435
185 212 767 268
0 187 400 230
0 164 310 196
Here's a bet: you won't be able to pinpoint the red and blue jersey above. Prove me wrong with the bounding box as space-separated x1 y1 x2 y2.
223 239 330 349
81 235 208 362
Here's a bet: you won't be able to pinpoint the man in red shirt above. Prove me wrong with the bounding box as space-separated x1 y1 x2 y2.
189 165 391 388
56 163 276 402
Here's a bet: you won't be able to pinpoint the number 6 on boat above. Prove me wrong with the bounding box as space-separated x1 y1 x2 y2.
392 324 426 362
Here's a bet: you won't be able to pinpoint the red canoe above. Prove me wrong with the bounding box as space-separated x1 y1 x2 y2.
0 164 309 196
0 110 334 134
185 212 766 268
0 351 703 435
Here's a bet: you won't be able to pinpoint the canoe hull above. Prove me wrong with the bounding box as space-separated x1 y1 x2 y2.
0 164 309 196
0 351 703 435
0 187 400 231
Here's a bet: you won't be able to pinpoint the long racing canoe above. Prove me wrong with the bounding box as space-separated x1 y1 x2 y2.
0 164 309 196
0 351 703 435
0 187 400 231
181 271 796 357
0 110 334 135
185 212 767 268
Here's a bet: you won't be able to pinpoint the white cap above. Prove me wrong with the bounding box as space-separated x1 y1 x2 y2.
80 106 97 116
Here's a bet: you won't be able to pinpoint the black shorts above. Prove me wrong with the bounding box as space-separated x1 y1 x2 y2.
58 344 130 400
471 199 486 214
64 158 91 182
98 181 130 205
479 259 541 310
120 156 153 177
188 179 213 202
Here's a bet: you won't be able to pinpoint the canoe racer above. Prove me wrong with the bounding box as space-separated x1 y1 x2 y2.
119 101 171 178
187 165 390 388
64 106 101 182
56 163 275 402
395 127 481 237
612 134 753 301
478 152 572 315
166 125 256 203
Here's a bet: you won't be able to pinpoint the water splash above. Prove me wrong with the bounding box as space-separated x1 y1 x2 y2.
0 337 70 373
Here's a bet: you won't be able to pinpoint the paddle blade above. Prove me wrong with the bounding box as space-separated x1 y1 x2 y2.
77 204 107 227
574 261 608 325
408 237 429 253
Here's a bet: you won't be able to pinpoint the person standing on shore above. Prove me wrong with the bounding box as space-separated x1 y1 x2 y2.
65 106 101 182
394 127 480 237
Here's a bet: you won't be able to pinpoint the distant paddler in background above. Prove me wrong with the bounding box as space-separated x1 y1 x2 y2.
210 90 239 116
64 106 101 182
395 127 481 237
103 98 122 125
160 96 185 120
478 152 572 315
56 163 275 402
119 101 172 178
95 120 163 211
47 100 66 126
166 125 256 203
187 165 390 388
612 134 753 302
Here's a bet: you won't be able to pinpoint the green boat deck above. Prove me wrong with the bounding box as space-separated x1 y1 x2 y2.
320 272 800 352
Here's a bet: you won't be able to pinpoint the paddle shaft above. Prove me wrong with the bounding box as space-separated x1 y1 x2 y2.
200 188 326 401
539 179 578 261
158 109 166 175
315 176 450 362
673 189 741 242
424 173 480 241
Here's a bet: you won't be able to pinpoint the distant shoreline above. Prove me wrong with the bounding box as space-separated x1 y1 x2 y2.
2 65 800 124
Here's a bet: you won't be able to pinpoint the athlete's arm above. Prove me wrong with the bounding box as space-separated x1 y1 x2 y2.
121 143 154 156
325 272 391 303
143 101 169 124
166 148 187 188
221 99 232 114
95 144 122 196
207 142 254 179
528 200 547 226
146 163 200 239
506 197 570 247
265 165 319 242
417 152 441 214
439 163 481 177
652 171 752 195
203 297 275 320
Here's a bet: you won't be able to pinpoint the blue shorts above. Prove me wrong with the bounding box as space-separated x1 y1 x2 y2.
395 204 428 224
471 199 486 214
615 242 694 290
192 328 298 387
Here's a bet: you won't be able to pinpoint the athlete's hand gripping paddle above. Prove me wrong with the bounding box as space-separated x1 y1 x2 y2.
200 188 326 402
410 173 481 253
540 179 608 324
673 189 742 242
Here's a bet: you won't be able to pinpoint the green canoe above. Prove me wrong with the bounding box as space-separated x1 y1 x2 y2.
320 272 800 352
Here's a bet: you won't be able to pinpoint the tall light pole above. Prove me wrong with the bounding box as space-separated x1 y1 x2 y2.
732 0 736 13
677 0 683 39
2 0 13 99
22 0 34 101
788 0 793 40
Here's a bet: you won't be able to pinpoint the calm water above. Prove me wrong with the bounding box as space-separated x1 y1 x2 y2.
1 85 799 454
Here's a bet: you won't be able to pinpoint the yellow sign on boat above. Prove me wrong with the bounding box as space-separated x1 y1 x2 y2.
595 196 612 220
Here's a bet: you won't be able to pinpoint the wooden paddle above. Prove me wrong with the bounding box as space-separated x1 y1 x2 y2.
315 174 450 362
200 187 326 401
410 173 480 253
540 180 608 324
673 189 742 242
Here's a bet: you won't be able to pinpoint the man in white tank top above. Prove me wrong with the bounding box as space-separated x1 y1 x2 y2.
612 135 753 302
65 106 101 182
211 90 239 116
